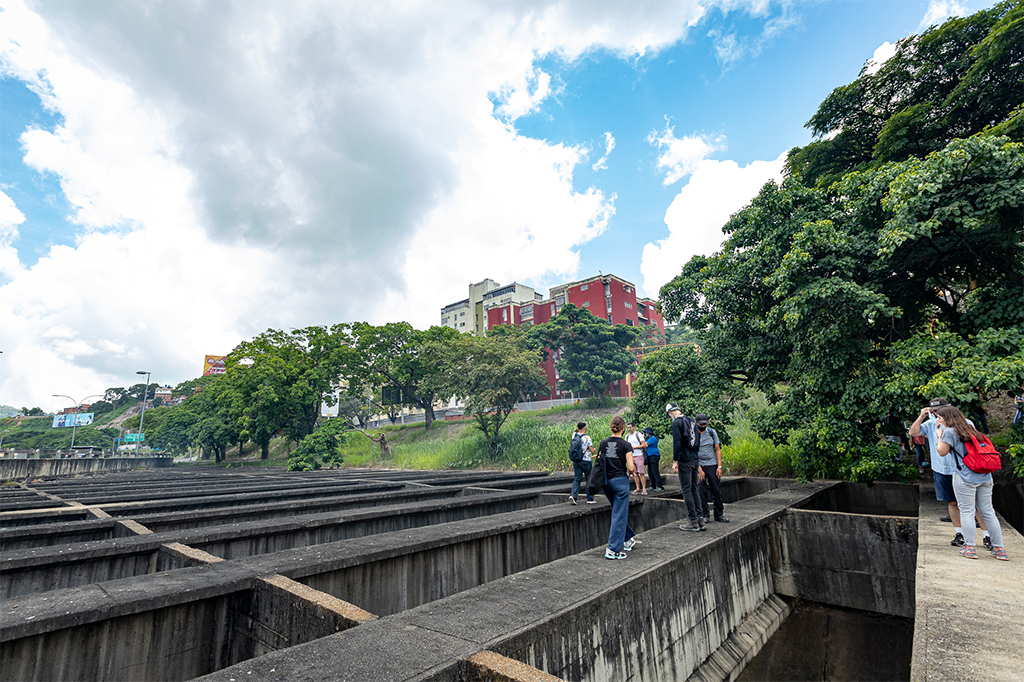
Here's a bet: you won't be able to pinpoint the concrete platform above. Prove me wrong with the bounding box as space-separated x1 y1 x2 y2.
910 489 1024 682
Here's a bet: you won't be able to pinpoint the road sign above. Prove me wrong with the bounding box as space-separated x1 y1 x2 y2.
125 433 145 443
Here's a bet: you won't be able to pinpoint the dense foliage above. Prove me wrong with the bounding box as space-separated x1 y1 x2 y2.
657 4 1023 481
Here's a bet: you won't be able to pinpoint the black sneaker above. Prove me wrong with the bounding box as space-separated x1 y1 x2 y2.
715 516 730 523
939 516 951 522
951 532 965 547
983 536 993 551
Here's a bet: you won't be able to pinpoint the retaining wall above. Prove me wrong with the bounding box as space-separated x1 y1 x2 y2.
0 457 172 481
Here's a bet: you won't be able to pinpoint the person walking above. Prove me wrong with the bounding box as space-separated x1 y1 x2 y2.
695 414 729 523
598 416 637 559
667 403 705 532
568 421 597 505
934 405 1009 561
910 398 990 548
643 427 663 490
625 422 648 496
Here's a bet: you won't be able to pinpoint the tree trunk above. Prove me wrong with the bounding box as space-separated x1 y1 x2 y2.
238 440 244 457
261 439 270 460
423 402 435 429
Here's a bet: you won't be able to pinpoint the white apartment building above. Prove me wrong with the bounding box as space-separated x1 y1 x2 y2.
440 279 543 335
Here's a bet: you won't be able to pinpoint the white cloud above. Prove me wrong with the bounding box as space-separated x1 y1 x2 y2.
640 150 787 300
0 0 790 408
647 121 724 185
920 1 969 29
0 190 26 279
592 131 616 171
865 41 897 76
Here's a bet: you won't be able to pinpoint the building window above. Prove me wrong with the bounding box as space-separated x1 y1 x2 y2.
581 284 588 291
551 304 556 315
556 295 565 305
625 302 633 309
503 309 508 322
521 305 533 317
623 286 632 293
626 319 634 326
460 311 465 317
582 301 590 307
460 322 465 327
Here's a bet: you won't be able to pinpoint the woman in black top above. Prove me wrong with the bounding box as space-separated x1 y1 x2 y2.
599 416 637 559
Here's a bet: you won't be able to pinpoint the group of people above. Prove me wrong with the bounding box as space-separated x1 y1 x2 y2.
568 403 730 559
909 398 1009 561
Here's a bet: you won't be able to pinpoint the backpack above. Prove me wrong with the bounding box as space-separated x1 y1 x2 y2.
678 415 701 450
568 433 584 462
955 434 1002 474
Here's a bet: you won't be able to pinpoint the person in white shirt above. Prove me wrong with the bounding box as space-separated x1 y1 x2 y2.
569 421 597 504
625 422 648 496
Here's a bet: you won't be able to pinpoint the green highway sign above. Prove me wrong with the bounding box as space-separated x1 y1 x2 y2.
125 433 145 443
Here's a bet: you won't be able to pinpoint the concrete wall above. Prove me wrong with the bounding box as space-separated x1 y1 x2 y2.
795 481 919 517
0 457 172 481
769 508 917 618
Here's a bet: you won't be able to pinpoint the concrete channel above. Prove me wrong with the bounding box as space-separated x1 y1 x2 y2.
1 467 1021 681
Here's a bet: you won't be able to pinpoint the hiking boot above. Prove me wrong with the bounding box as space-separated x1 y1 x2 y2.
983 536 993 551
623 538 636 552
715 515 730 523
951 532 965 547
679 521 702 532
569 496 577 505
604 548 628 560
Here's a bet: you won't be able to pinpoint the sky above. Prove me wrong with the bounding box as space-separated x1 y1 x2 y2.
0 0 996 410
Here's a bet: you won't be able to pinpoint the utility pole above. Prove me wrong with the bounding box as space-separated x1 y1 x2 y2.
135 371 152 456
52 394 102 455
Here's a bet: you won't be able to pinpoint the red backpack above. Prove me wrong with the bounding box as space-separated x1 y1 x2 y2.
958 434 1002 474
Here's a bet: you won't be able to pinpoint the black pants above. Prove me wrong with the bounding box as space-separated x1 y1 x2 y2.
699 465 724 518
647 456 662 489
677 459 700 522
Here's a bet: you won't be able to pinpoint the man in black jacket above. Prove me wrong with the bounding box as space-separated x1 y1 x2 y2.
667 403 705 531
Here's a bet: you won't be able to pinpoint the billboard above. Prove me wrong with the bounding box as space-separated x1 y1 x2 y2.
203 355 226 376
52 413 94 429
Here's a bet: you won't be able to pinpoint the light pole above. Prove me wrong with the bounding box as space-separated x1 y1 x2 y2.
0 429 9 450
52 394 102 455
135 371 151 456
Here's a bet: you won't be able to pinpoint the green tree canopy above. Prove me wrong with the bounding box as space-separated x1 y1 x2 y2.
528 303 639 406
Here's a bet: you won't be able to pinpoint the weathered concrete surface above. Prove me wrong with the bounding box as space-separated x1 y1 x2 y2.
796 480 919 517
910 489 1024 682
0 457 171 481
770 508 918 617
458 651 565 682
197 483 832 682
686 594 791 682
736 600 913 682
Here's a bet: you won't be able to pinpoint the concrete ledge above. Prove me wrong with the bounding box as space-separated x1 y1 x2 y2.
0 457 172 481
460 651 565 682
910 489 1024 682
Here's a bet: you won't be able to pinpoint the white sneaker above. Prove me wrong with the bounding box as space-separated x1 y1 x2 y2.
586 499 597 504
623 538 636 552
569 495 576 505
604 548 627 560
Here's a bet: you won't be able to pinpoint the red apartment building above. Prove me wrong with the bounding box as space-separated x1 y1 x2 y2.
485 274 664 400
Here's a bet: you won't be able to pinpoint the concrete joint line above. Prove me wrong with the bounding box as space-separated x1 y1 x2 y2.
465 651 566 682
88 508 112 519
258 574 376 626
116 519 154 535
161 541 224 563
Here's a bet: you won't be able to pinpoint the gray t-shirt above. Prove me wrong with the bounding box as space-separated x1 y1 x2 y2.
940 427 991 485
697 426 720 466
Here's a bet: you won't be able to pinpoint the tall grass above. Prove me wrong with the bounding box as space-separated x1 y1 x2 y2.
720 391 795 478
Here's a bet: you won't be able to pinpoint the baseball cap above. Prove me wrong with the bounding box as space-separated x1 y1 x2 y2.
665 402 679 414
695 414 708 425
928 398 951 408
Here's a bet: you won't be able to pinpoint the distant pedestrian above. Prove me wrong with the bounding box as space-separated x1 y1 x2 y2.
598 416 637 559
568 422 596 505
643 427 663 490
934 405 1008 561
625 422 648 495
695 414 728 523
667 403 705 532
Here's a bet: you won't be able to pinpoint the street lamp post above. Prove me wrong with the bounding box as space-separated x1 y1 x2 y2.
52 394 102 455
135 371 152 456
0 429 9 450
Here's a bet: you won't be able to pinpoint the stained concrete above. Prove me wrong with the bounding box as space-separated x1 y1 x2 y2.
0 456 171 481
909 489 1024 682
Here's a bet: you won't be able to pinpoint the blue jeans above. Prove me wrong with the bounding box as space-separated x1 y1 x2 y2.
603 475 635 552
571 460 593 501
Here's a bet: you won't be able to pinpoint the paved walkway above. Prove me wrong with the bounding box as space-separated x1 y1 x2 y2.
911 486 1024 682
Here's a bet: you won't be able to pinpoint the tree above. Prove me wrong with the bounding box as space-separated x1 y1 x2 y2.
349 322 459 429
424 332 546 457
529 304 639 406
786 1 1022 188
91 401 114 415
19 407 44 416
287 418 349 471
628 345 742 442
227 325 355 457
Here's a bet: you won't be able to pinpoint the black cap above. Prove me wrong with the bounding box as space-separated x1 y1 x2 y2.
695 414 708 425
929 398 950 408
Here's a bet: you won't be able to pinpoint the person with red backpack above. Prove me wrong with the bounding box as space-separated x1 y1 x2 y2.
934 405 1008 561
